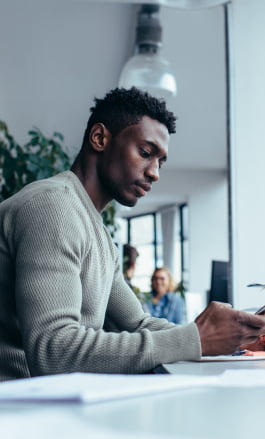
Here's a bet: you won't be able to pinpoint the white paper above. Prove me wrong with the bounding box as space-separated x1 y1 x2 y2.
198 355 265 362
0 372 218 403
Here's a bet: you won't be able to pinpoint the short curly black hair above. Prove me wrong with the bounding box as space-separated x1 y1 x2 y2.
82 87 176 147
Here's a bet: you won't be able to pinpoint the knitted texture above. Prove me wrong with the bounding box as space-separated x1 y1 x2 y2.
0 171 201 381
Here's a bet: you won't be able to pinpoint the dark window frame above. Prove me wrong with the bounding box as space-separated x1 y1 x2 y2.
123 203 189 287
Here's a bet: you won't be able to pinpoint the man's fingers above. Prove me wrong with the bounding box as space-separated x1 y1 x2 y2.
237 310 265 329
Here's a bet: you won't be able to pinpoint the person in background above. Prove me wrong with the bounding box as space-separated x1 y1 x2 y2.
123 244 144 304
145 267 185 324
123 244 139 290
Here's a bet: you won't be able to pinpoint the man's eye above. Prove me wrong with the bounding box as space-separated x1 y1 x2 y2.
140 149 151 158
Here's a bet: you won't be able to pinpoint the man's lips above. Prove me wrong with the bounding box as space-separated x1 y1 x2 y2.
134 182 152 197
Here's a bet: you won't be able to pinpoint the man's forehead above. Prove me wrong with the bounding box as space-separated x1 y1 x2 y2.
137 115 169 133
125 116 169 148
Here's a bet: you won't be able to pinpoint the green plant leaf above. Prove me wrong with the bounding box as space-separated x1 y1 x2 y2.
54 132 64 141
0 120 118 237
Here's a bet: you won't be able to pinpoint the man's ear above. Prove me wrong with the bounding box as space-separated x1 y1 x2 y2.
89 123 111 152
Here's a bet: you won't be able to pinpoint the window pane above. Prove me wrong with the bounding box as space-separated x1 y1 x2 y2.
117 218 128 243
134 245 154 277
182 240 189 272
130 215 154 245
133 244 155 292
156 243 163 268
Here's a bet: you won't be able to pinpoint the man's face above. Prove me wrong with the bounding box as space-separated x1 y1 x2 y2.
97 116 169 207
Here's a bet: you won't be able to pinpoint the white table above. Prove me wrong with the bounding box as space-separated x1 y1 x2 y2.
163 356 265 375
1 360 265 439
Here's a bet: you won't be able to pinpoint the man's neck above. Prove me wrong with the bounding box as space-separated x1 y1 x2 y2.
71 158 111 213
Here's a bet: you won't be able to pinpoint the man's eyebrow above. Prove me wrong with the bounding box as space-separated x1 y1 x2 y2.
145 141 167 161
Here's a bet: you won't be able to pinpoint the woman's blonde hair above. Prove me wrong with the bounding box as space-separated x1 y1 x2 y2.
151 267 176 292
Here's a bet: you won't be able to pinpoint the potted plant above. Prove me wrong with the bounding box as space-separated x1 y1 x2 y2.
0 121 118 236
0 121 71 201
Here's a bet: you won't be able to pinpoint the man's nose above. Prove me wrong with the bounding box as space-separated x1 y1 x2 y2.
145 161 160 182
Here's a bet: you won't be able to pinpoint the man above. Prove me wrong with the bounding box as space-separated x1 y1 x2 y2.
0 87 264 381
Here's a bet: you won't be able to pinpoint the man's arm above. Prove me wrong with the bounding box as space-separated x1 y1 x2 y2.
13 188 201 376
13 186 265 376
106 274 265 359
104 261 177 333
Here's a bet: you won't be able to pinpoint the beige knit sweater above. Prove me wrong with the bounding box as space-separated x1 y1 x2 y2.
0 171 201 381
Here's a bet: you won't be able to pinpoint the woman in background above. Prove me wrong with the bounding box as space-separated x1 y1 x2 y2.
146 267 185 324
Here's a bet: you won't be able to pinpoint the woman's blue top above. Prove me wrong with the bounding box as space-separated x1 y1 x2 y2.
145 292 185 324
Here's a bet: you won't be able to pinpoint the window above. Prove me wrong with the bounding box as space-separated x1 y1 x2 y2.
119 213 160 291
119 204 189 293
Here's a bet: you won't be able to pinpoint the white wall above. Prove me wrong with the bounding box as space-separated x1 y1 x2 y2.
0 0 136 157
188 172 228 293
229 0 265 310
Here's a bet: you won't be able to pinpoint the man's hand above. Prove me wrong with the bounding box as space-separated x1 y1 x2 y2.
240 335 265 352
195 301 265 356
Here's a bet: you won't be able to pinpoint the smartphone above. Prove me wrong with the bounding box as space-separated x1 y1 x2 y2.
255 305 265 315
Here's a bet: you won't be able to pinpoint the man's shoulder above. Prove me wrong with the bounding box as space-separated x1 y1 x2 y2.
20 171 74 197
1 172 77 209
0 172 86 228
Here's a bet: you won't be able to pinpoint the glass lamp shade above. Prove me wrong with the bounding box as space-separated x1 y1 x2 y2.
118 52 177 99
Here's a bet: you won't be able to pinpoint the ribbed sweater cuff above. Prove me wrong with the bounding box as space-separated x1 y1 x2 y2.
152 322 202 365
